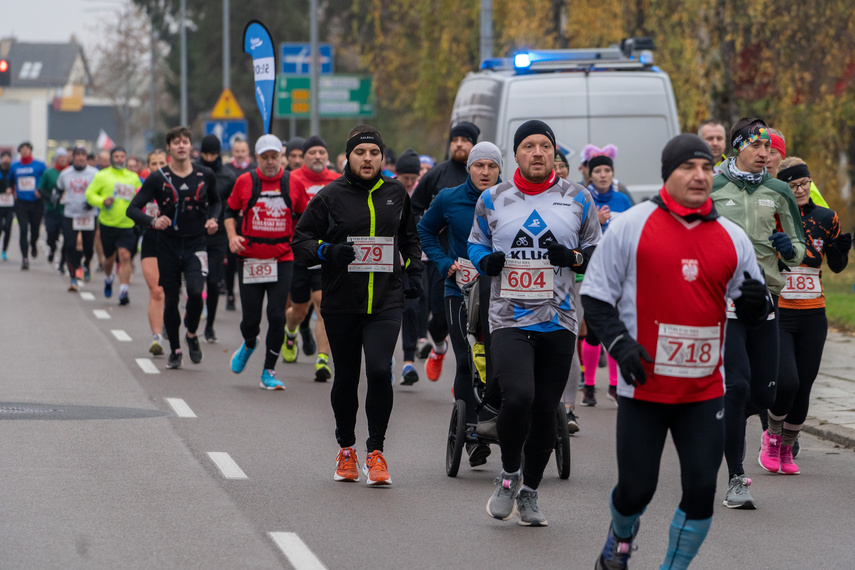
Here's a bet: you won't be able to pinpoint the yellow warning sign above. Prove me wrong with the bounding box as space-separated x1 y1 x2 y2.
211 88 245 120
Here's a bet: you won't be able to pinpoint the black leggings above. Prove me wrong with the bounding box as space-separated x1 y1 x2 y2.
425 261 448 344
492 327 574 489
0 207 13 252
15 199 43 258
723 296 779 478
771 308 827 425
238 260 293 370
62 218 95 274
446 295 479 424
225 250 238 297
205 233 227 329
613 397 724 520
158 235 206 352
324 308 402 453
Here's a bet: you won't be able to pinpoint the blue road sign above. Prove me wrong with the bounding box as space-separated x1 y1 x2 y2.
204 119 248 152
280 43 333 75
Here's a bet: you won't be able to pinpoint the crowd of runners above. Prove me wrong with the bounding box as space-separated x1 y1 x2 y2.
1 114 848 569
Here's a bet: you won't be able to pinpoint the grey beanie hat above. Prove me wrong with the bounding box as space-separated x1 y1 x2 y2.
466 141 504 173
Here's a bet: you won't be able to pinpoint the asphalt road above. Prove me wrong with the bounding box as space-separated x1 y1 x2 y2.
2 253 854 569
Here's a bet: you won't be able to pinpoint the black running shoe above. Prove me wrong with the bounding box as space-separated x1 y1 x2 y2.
204 326 218 344
467 442 491 467
167 350 183 369
566 409 580 434
300 324 316 356
225 295 236 311
582 385 597 407
186 334 203 364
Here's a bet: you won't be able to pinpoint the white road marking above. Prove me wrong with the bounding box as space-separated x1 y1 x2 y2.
135 358 160 374
93 309 111 319
269 533 328 570
165 398 196 418
80 292 95 301
207 452 248 480
111 329 132 342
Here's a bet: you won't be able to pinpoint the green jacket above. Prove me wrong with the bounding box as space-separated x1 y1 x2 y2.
38 167 65 215
712 169 806 295
85 167 140 229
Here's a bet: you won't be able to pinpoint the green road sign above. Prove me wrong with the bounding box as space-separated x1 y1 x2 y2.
275 74 374 118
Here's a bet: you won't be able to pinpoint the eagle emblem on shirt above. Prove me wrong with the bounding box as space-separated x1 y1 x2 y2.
682 259 699 282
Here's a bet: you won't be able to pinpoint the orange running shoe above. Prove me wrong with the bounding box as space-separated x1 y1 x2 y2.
425 349 445 381
363 450 391 485
334 447 360 482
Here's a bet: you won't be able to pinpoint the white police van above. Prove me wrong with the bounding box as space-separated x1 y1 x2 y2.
450 38 680 200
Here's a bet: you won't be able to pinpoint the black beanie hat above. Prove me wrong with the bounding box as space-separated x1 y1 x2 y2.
661 134 715 182
554 150 569 166
286 137 306 156
200 134 221 155
449 121 480 145
587 154 613 173
396 149 421 175
302 135 327 155
513 120 556 154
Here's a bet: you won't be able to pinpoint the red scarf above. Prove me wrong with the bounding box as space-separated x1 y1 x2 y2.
513 168 557 195
21 156 33 165
658 186 713 217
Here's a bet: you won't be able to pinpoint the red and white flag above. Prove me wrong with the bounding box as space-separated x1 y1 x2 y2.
96 129 114 150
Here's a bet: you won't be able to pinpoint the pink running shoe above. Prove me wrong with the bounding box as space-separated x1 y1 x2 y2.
779 444 800 475
759 430 782 473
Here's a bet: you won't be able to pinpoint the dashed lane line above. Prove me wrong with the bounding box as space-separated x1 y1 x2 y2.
93 309 111 319
165 398 197 418
111 329 132 342
268 533 328 570
135 358 160 374
207 452 248 480
79 292 95 301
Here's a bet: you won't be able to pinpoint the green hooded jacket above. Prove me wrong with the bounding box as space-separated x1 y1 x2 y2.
712 168 805 295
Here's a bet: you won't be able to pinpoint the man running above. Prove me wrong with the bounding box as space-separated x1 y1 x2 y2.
85 147 141 304
56 147 99 291
698 119 728 165
469 120 600 526
10 142 47 269
581 134 768 570
227 135 303 389
0 151 16 261
127 126 220 369
284 137 305 171
223 137 255 311
292 124 423 486
39 148 69 271
712 117 806 509
281 135 339 382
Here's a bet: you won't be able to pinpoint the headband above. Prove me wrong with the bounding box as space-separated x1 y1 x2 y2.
346 132 384 160
777 164 810 183
731 121 770 153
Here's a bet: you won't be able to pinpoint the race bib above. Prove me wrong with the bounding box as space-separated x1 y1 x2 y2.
195 251 209 277
73 217 95 231
0 193 14 207
17 176 36 191
144 202 159 218
243 258 278 284
114 183 135 200
654 323 721 378
781 266 822 300
500 258 554 300
348 236 394 273
455 257 478 289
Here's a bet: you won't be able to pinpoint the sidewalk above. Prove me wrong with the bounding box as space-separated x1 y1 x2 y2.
803 330 855 449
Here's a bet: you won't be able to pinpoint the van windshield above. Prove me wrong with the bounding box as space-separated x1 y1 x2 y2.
450 77 501 143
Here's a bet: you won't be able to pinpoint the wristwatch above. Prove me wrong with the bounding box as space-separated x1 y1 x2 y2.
573 250 584 267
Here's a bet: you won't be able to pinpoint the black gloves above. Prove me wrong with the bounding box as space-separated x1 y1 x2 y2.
480 251 506 276
609 336 654 387
404 273 423 299
734 271 769 323
769 232 795 259
834 233 852 254
546 243 582 268
324 241 356 266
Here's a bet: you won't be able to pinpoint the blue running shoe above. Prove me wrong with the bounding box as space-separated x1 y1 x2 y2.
230 340 256 373
595 520 639 570
260 369 285 390
104 279 113 298
1 251 6 261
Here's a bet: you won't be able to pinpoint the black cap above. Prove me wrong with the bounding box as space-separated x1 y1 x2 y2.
661 134 714 182
513 120 556 154
588 154 614 172
396 149 421 175
302 135 327 155
200 134 221 155
286 137 306 156
449 122 480 145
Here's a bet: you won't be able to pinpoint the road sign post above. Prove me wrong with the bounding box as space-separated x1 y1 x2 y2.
280 43 333 75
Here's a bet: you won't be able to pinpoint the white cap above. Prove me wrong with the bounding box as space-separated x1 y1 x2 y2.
54 147 68 158
255 134 283 156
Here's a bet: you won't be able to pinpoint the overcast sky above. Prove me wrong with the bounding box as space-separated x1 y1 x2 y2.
2 0 124 52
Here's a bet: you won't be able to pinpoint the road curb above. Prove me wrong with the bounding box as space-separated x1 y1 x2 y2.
802 419 855 451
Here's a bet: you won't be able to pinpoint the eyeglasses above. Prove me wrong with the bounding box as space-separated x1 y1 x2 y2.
788 179 811 193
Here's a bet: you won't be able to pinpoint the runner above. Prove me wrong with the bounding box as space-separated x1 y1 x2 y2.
712 117 806 509
419 141 502 466
0 151 15 261
292 124 423 485
223 137 255 311
766 129 829 208
281 135 339 382
39 148 69 272
412 121 480 380
56 147 99 291
139 149 168 355
198 134 238 343
10 142 47 270
227 134 303 389
127 126 220 369
469 120 600 526
85 146 141 305
698 119 728 166
284 137 305 171
759 157 850 476
581 133 768 570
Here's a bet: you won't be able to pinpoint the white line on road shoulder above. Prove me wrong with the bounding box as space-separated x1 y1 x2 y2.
93 309 111 319
135 358 160 374
80 292 95 301
269 533 328 570
207 452 248 479
165 398 196 418
111 329 132 342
